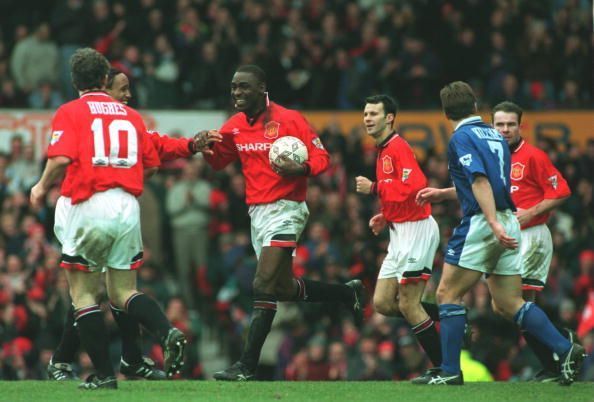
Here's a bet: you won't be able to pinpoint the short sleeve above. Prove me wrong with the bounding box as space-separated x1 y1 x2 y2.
451 132 486 183
47 107 77 159
533 149 571 199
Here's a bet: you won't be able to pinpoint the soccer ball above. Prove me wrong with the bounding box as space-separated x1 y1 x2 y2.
269 136 309 166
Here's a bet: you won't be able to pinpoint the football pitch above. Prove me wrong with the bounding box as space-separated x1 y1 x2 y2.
0 381 593 402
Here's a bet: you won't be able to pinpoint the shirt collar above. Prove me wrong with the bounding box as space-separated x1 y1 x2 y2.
244 101 272 126
377 131 399 148
511 138 525 153
80 91 111 99
455 115 482 130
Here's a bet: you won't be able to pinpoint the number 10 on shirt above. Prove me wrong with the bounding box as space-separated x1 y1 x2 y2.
91 117 138 168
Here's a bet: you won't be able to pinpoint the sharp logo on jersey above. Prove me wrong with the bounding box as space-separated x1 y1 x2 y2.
402 168 412 182
548 175 558 189
236 143 272 152
459 153 472 167
50 130 63 145
264 121 280 139
382 155 394 174
312 137 325 150
511 162 525 180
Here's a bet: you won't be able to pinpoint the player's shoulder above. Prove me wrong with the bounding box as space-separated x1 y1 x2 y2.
451 127 473 143
520 140 549 160
389 134 412 151
55 98 83 114
271 102 304 121
121 103 144 120
221 112 244 132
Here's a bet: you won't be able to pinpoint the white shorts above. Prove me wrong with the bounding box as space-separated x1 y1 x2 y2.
445 210 521 275
378 216 440 284
520 224 553 291
54 188 143 272
249 200 309 258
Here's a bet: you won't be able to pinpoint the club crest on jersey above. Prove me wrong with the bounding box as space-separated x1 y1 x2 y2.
264 121 280 139
548 175 558 189
511 162 525 180
402 168 412 182
50 130 63 145
382 155 394 174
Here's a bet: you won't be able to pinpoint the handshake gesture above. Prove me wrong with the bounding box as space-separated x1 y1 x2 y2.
192 130 223 155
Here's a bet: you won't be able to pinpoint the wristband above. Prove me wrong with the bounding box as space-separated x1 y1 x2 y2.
188 140 197 154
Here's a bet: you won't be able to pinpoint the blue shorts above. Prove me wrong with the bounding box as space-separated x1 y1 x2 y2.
445 210 521 275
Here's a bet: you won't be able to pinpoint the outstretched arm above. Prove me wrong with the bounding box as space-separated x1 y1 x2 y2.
416 187 457 205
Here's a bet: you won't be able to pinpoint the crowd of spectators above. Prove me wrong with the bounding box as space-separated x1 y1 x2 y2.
0 0 591 110
1 125 593 381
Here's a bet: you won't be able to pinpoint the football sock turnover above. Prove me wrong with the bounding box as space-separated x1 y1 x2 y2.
125 293 171 342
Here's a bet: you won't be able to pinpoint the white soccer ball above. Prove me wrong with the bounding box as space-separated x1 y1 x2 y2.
269 136 309 167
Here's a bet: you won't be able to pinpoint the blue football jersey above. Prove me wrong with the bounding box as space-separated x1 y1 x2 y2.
447 116 515 217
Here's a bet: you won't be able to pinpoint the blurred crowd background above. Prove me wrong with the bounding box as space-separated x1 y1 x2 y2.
0 0 593 383
0 0 592 110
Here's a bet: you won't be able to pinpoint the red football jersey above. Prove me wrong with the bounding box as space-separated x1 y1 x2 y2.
47 92 160 204
203 102 329 205
510 139 571 229
147 130 192 161
375 133 431 223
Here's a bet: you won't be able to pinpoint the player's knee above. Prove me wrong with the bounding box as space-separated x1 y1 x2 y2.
491 300 504 317
492 298 523 321
397 297 417 318
373 294 398 316
252 276 273 295
69 285 102 309
435 285 449 304
108 288 136 310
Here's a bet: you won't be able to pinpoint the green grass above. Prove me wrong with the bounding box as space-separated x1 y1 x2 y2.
0 381 593 402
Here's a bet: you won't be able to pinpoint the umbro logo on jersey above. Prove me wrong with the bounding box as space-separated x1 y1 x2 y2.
232 128 240 135
407 257 417 264
447 249 455 256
